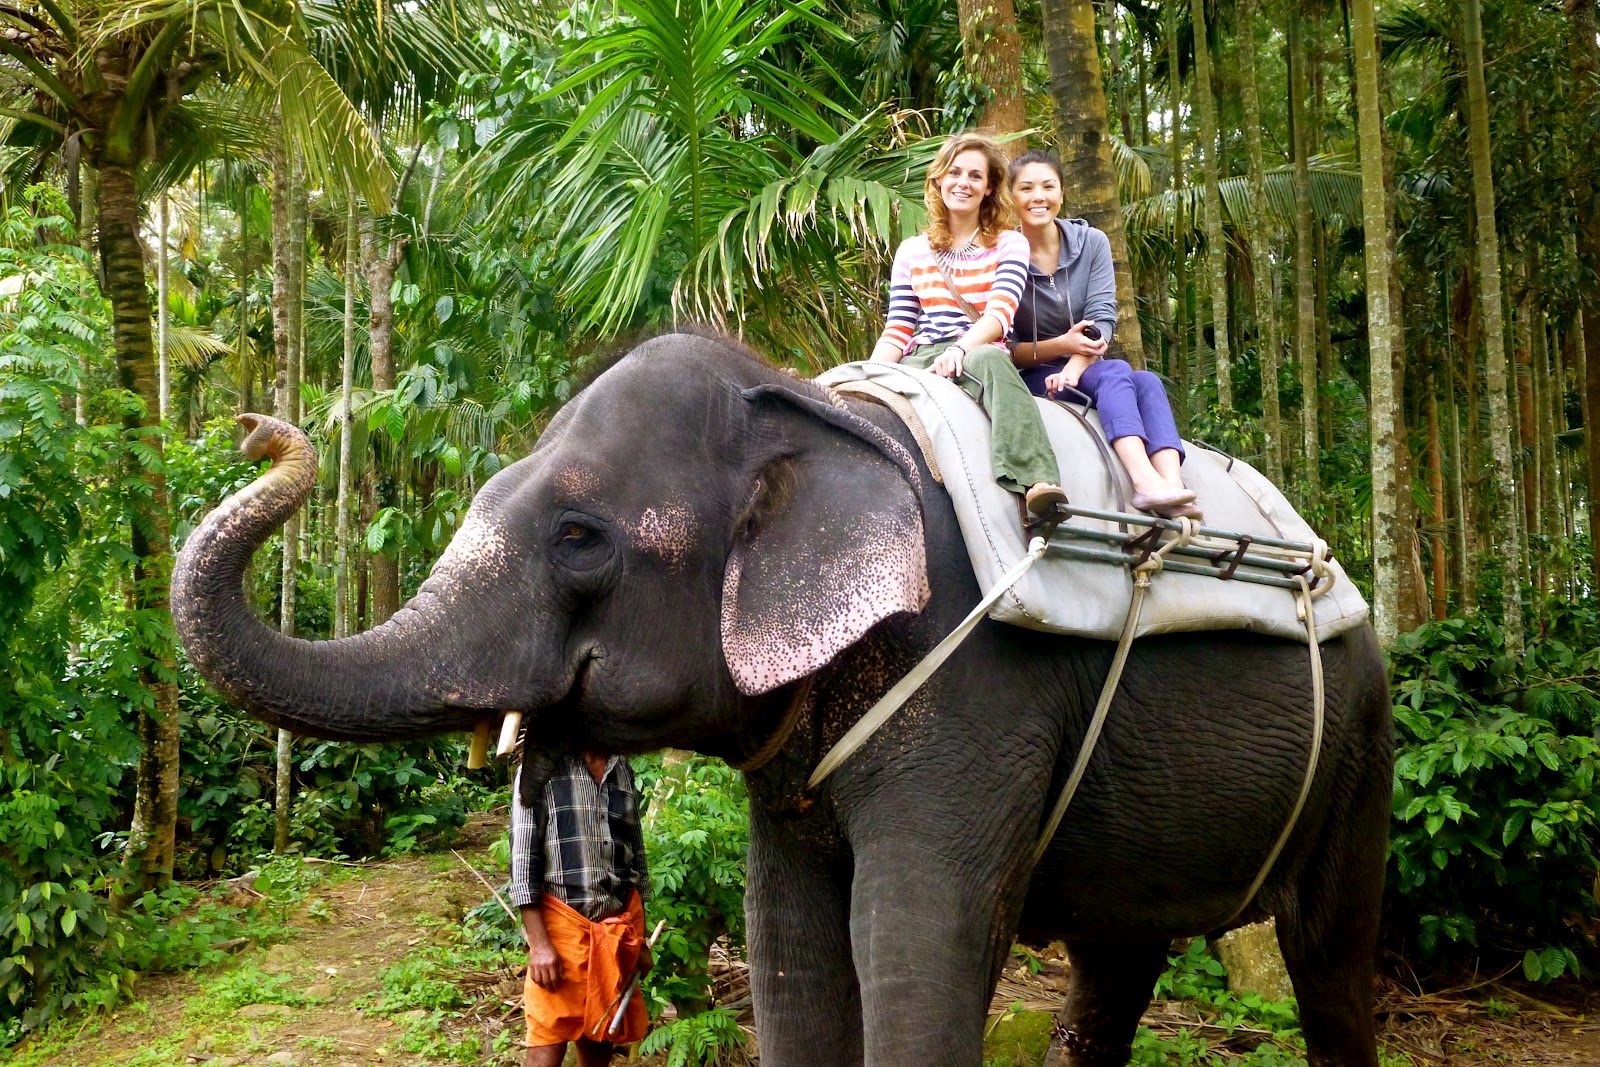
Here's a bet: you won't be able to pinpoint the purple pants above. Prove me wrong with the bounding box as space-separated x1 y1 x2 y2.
1024 358 1184 459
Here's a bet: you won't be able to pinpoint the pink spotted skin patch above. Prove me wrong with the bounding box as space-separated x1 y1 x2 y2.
721 511 929 696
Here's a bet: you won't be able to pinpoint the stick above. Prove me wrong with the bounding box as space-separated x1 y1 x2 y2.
606 919 668 1037
451 849 525 945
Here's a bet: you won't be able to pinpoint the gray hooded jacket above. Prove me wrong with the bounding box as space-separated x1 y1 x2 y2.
1009 218 1118 354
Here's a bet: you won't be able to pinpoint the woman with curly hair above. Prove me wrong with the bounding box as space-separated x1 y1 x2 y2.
870 132 1067 519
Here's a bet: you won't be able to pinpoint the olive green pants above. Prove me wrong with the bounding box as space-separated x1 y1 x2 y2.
900 341 1061 495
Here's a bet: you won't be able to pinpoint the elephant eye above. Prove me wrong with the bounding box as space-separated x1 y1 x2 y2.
550 512 612 573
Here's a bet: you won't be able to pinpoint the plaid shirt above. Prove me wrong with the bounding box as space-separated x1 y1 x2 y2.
509 754 650 922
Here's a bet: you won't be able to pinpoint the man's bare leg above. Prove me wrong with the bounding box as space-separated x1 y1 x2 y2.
526 1042 566 1067
575 1038 615 1067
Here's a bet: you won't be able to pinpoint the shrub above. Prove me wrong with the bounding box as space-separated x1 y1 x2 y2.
1387 607 1600 977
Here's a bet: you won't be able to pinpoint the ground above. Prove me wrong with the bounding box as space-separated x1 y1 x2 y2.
8 815 1598 1067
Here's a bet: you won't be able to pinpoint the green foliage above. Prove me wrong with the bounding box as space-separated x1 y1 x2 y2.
1387 610 1600 976
637 1005 748 1067
1133 938 1304 1066
636 755 750 1010
0 191 141 1038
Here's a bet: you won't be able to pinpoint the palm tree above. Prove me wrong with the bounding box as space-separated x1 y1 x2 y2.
0 0 391 894
469 0 930 363
957 0 1025 144
1187 0 1231 406
1461 0 1523 653
1349 0 1402 646
1289 2 1318 498
1237 0 1282 484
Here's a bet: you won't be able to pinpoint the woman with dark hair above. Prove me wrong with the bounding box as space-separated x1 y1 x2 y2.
1008 149 1199 520
871 132 1067 519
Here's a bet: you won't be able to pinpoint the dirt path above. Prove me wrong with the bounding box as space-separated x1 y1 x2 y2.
12 818 525 1067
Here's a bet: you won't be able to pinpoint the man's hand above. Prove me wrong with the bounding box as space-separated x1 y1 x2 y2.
1063 320 1109 359
528 939 563 990
523 905 563 990
637 942 654 976
1046 354 1096 396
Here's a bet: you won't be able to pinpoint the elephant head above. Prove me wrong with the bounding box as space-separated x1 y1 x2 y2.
172 333 930 756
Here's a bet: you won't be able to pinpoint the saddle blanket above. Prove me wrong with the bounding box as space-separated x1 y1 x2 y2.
815 361 1370 644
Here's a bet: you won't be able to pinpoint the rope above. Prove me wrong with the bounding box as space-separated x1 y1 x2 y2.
807 536 1051 789
1216 573 1328 926
732 676 814 772
1028 518 1194 864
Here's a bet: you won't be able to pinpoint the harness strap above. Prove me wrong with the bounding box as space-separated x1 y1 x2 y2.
1217 574 1327 925
1029 568 1151 866
806 536 1051 789
829 380 944 485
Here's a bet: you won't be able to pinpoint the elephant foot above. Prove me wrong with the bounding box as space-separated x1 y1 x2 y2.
1041 1021 1131 1067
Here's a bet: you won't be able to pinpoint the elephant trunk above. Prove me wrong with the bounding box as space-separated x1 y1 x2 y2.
172 414 517 741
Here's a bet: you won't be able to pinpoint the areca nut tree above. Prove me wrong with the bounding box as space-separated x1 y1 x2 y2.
1349 0 1402 646
0 0 390 894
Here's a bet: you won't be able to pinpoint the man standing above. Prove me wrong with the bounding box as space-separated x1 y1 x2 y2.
510 750 653 1067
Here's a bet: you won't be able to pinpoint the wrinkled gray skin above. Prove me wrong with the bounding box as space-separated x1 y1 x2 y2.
172 333 1391 1067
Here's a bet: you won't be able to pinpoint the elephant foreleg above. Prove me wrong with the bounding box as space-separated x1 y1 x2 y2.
745 811 863 1067
1043 941 1169 1067
848 841 1017 1067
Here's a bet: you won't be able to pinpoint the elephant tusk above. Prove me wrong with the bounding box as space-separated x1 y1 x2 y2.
467 719 492 769
496 711 523 757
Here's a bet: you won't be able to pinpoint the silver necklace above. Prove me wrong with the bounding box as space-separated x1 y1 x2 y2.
938 232 977 270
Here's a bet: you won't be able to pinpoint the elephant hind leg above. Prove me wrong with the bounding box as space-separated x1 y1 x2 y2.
1277 877 1383 1067
1275 795 1387 1065
1043 941 1168 1067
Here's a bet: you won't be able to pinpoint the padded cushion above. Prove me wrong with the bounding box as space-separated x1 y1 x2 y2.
816 362 1370 644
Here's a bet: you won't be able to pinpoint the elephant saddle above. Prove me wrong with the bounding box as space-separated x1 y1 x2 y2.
814 361 1370 645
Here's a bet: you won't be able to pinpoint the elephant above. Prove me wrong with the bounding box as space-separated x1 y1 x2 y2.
172 331 1392 1067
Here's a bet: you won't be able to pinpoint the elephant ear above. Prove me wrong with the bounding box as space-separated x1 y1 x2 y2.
721 385 930 696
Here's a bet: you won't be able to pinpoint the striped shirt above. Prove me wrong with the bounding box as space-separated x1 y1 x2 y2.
509 756 650 921
875 229 1031 355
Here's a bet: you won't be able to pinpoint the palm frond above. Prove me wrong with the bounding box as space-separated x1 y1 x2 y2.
268 40 391 210
165 324 235 371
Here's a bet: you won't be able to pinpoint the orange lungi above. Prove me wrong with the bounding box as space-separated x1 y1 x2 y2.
524 891 648 1046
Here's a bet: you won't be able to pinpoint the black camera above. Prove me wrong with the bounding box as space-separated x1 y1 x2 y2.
1082 323 1102 341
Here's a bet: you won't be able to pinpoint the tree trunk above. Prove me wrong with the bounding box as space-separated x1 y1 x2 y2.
1189 0 1230 407
958 0 1027 146
362 216 403 625
1427 367 1448 619
335 201 359 640
1516 289 1540 593
1463 0 1524 654
1350 0 1400 645
1289 6 1318 499
157 191 170 423
270 139 300 856
77 165 97 427
1567 0 1600 587
1238 0 1281 484
1166 0 1188 423
1104 0 1134 143
1042 0 1145 364
101 163 181 898
238 186 253 418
